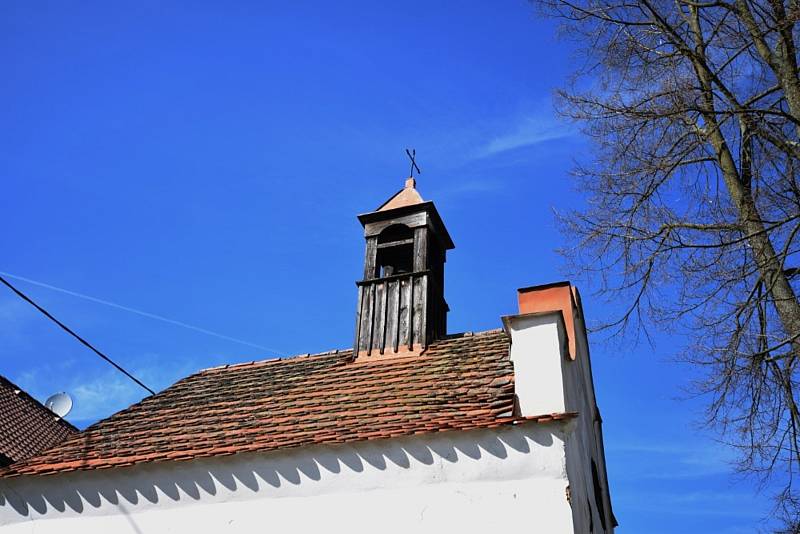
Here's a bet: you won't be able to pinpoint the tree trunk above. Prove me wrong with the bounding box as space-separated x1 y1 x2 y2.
689 5 800 358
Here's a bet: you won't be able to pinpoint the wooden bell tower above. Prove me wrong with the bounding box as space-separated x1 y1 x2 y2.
354 177 454 359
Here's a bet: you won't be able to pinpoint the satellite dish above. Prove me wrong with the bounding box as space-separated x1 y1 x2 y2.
45 392 73 418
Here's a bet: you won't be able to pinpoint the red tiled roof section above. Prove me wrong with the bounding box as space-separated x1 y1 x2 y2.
0 375 77 466
2 330 569 477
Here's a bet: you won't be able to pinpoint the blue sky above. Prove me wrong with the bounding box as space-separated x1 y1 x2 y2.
0 1 778 531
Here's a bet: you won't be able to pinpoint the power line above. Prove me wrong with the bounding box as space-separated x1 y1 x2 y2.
0 271 285 356
0 274 155 396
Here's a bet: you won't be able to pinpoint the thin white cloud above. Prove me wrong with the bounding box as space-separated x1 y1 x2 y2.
610 442 768 521
607 439 737 480
476 113 576 158
0 271 285 356
614 488 767 518
70 373 143 421
13 353 198 424
0 298 26 325
15 365 142 422
0 296 40 344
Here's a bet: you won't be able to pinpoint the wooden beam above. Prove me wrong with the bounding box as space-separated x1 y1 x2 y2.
376 238 414 249
413 227 428 272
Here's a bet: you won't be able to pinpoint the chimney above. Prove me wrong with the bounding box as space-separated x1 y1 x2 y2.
516 282 579 360
502 281 580 416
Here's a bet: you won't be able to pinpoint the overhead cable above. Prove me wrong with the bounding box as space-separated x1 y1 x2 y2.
0 275 155 396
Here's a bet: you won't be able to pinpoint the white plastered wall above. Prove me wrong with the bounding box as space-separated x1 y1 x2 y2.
506 312 569 416
0 422 576 534
567 294 615 533
504 304 615 533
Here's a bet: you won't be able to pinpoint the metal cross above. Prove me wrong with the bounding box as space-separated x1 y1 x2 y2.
405 148 421 178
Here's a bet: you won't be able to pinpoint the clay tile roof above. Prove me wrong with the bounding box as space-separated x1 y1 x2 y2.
1 330 574 478
0 375 77 466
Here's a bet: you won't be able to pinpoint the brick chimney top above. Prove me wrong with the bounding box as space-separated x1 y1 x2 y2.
516 281 580 360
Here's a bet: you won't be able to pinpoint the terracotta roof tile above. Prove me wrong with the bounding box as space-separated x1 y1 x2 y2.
0 375 77 465
1 330 574 477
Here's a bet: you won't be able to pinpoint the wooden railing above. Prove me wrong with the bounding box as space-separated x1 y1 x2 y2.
354 271 430 356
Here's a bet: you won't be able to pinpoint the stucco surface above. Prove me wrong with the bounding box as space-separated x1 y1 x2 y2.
505 306 615 532
0 422 575 533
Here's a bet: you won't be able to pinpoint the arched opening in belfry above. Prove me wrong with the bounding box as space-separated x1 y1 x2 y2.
376 224 413 277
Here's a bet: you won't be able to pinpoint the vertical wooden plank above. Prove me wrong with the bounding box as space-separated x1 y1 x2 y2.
357 284 367 353
373 281 387 354
359 283 375 354
398 276 411 349
369 283 377 353
412 274 426 348
353 285 364 353
385 280 399 353
441 299 447 338
393 280 402 352
410 275 417 347
363 237 378 279
413 227 428 272
419 274 429 347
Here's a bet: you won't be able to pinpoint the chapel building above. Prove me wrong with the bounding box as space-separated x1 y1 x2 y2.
0 178 616 533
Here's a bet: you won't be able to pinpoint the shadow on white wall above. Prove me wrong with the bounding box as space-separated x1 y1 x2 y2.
1 423 558 521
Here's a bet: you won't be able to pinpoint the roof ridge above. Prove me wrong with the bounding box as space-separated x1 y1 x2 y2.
439 328 504 339
200 348 353 374
201 329 505 374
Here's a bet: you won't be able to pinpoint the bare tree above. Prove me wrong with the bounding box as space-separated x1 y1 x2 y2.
534 0 800 529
